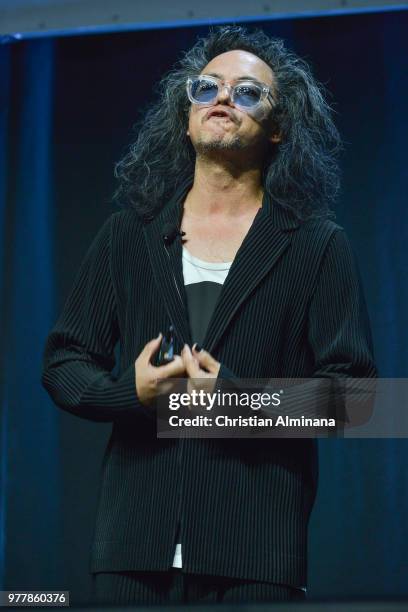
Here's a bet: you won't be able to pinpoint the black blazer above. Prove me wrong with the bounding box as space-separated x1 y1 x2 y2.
41 180 377 588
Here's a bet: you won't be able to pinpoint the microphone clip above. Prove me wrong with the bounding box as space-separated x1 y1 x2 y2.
162 223 186 246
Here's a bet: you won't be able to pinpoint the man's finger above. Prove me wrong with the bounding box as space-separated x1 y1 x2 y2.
142 333 162 363
182 344 201 378
192 344 220 375
154 354 186 378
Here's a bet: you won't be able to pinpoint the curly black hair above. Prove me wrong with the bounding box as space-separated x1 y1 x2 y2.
113 25 342 222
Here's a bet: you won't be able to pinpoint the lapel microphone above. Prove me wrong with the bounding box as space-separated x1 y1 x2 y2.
161 222 186 246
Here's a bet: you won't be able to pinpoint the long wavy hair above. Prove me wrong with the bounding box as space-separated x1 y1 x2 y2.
113 25 342 222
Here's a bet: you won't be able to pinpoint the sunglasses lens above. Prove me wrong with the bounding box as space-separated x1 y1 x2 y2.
190 78 218 103
233 83 262 108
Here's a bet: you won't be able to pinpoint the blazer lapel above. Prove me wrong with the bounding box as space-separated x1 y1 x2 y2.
202 193 300 354
143 178 193 348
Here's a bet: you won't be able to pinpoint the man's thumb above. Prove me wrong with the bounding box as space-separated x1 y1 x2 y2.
145 333 162 358
193 344 217 372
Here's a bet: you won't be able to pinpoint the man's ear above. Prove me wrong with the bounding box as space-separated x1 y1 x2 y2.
265 115 282 144
269 130 282 144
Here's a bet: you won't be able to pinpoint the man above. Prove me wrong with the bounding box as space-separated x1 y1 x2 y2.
41 25 376 604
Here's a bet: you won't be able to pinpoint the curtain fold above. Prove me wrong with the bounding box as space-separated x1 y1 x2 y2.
1 39 62 590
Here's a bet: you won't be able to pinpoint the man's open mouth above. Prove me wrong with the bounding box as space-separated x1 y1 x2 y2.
206 109 235 121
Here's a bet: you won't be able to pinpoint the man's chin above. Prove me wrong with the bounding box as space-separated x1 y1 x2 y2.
195 136 244 153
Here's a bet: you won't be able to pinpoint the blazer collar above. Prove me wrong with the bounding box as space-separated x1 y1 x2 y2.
152 177 301 230
143 178 300 353
149 176 301 231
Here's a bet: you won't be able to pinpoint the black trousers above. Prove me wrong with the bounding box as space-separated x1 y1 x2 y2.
91 568 306 605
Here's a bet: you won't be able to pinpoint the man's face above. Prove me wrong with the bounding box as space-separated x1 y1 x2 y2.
187 49 280 158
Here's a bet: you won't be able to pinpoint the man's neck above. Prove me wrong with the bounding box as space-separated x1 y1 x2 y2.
184 158 264 219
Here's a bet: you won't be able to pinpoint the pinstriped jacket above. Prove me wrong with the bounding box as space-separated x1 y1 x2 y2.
41 180 377 587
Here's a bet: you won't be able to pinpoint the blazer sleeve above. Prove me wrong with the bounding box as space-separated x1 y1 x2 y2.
215 228 377 429
41 214 151 423
307 228 377 379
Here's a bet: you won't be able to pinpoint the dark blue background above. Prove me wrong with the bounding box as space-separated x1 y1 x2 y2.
1 9 407 604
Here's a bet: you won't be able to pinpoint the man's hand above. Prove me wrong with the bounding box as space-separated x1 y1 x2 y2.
135 333 186 406
182 344 221 378
181 344 221 401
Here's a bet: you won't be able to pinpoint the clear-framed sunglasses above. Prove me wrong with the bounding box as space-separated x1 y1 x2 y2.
186 74 274 113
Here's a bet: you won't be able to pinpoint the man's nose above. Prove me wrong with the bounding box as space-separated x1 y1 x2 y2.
216 84 232 104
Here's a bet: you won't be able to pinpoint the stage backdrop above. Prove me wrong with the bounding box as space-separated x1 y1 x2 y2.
1 8 407 605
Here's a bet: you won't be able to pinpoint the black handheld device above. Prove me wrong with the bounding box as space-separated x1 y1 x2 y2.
156 325 175 366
